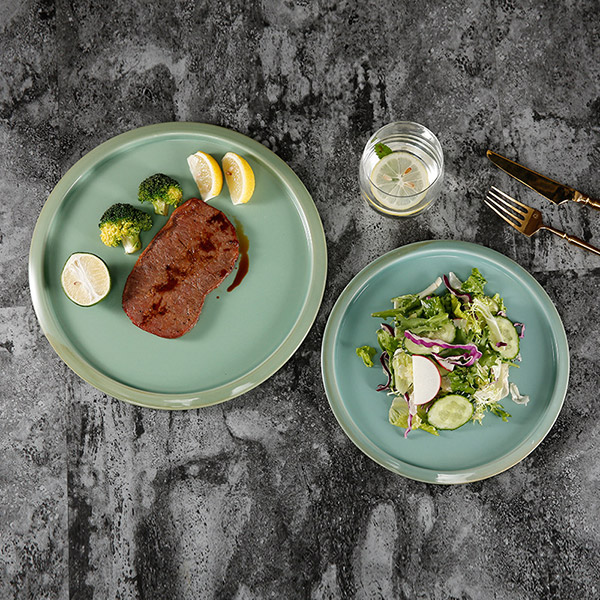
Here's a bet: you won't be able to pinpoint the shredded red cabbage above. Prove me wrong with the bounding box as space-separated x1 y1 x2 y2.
431 354 455 372
432 353 478 368
404 330 482 366
376 352 392 391
404 393 413 438
514 322 526 338
442 274 472 303
380 322 395 336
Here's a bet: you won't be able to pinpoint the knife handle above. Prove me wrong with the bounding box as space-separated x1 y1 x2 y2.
574 195 600 210
546 226 600 256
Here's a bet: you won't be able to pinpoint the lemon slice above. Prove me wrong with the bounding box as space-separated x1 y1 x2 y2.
61 253 111 306
187 151 223 201
370 152 429 209
222 152 255 205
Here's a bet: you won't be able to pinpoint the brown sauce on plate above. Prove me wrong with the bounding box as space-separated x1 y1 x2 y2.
227 218 249 292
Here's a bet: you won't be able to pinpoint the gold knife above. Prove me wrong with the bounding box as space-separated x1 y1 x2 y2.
487 150 600 210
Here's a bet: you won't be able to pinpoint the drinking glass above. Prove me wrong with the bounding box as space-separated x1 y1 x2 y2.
359 121 444 217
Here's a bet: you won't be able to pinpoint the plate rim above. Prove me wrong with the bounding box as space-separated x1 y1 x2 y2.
29 122 328 409
321 240 569 484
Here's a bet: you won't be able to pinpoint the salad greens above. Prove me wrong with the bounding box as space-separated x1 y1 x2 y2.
357 268 529 437
356 345 377 367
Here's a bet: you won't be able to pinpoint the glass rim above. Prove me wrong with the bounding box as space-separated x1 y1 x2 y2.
368 119 441 140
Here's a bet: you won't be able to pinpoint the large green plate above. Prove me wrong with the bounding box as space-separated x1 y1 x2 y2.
29 123 327 409
321 241 569 484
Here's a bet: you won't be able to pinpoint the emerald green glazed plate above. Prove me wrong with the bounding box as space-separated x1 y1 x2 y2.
321 241 569 484
29 123 327 409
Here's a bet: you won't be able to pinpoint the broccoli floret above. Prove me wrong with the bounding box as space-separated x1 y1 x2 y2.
138 173 183 216
99 203 153 254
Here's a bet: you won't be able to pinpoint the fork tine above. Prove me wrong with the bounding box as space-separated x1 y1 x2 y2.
485 191 525 224
484 197 522 230
488 188 528 218
490 186 531 210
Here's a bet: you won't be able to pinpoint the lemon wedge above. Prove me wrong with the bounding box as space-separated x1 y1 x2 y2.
61 253 111 306
222 152 255 205
187 151 223 201
370 152 429 209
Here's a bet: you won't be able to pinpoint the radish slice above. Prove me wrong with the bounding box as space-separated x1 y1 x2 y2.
412 355 442 405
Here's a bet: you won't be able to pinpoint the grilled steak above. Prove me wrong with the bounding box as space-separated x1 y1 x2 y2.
122 197 239 338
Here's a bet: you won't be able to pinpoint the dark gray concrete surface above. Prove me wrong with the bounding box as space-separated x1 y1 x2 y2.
1 1 599 598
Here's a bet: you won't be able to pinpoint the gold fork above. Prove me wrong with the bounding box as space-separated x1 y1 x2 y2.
485 187 600 256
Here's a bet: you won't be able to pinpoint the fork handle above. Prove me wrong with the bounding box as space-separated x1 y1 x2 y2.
545 226 600 256
573 194 600 210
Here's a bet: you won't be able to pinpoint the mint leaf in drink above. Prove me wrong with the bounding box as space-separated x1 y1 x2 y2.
374 142 393 159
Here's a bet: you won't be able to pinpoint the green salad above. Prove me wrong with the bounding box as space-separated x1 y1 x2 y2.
356 268 529 437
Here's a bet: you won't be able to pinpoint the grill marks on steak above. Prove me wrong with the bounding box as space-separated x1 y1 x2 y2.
122 198 239 338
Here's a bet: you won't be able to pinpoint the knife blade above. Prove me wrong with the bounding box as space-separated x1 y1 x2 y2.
487 150 600 210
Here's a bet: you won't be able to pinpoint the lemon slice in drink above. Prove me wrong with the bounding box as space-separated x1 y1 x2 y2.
61 252 111 306
187 151 223 201
370 151 429 209
222 152 255 205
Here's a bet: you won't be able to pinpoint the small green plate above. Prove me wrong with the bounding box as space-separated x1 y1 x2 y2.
29 123 327 409
321 241 569 484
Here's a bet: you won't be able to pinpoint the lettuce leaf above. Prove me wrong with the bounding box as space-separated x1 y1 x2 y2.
461 268 487 296
373 295 421 320
421 295 446 318
376 328 400 356
448 366 479 395
489 403 511 421
395 313 451 336
356 345 377 367
391 349 413 394
388 396 439 436
389 395 409 427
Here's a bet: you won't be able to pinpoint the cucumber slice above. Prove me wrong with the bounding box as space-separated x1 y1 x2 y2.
404 338 433 355
434 321 457 343
489 316 520 360
403 321 456 355
427 394 474 430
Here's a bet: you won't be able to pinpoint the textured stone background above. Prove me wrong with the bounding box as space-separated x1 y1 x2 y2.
1 1 600 598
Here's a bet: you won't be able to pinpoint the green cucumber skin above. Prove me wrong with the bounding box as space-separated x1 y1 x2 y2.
427 394 474 430
491 316 520 360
